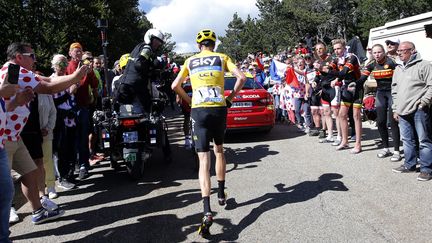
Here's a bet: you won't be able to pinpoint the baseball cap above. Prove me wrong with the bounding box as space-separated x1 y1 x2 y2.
385 37 400 45
70 42 83 50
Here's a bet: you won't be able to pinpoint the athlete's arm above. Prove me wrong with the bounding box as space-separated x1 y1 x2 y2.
356 61 374 87
171 75 191 105
171 59 192 105
337 55 359 79
226 67 246 102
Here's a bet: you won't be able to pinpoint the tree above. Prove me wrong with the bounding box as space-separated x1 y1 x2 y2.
0 0 174 73
159 32 176 56
217 0 432 58
217 12 245 61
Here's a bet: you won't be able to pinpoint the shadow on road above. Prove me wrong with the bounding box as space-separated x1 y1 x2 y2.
225 144 279 173
10 113 348 242
211 173 349 241
11 188 203 242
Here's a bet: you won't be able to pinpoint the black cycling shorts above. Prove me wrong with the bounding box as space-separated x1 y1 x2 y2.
340 85 363 108
191 107 227 152
321 87 336 103
310 91 322 107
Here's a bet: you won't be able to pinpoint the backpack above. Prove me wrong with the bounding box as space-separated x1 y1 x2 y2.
362 94 376 121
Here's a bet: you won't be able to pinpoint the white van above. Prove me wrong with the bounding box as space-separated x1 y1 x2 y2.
364 12 432 91
367 11 432 61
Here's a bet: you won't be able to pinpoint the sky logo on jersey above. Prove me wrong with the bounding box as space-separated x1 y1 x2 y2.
189 56 222 74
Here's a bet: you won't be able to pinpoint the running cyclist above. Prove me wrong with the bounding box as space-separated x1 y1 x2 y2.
171 29 246 237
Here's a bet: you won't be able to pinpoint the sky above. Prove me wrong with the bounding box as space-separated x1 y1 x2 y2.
139 0 260 53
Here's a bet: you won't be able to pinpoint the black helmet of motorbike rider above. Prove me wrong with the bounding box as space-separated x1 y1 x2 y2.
144 28 165 51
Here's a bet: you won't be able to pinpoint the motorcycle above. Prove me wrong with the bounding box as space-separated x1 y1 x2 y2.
93 92 172 180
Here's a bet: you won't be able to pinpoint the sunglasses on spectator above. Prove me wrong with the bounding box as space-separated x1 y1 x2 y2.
22 52 36 60
386 42 398 46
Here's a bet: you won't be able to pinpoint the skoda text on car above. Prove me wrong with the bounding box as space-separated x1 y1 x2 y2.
224 72 275 132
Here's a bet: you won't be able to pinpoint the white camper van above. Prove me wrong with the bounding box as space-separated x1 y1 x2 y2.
363 12 432 91
367 11 432 62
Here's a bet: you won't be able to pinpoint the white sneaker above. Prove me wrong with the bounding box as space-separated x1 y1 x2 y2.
9 207 19 224
47 187 58 199
40 196 59 211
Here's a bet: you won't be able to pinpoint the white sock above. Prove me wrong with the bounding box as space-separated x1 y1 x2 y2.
382 148 389 152
393 150 400 155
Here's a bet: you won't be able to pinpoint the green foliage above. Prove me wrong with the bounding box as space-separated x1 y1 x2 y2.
0 0 174 73
218 0 432 59
159 32 177 57
217 12 245 61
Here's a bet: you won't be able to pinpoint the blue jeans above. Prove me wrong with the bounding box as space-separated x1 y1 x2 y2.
0 148 13 243
294 98 311 127
399 108 432 173
77 108 90 170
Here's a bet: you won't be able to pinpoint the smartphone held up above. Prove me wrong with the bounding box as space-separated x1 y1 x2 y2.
7 64 20 84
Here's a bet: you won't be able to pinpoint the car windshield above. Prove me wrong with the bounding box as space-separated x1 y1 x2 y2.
224 77 261 90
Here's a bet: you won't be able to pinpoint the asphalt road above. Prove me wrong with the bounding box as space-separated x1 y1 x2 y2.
9 113 432 242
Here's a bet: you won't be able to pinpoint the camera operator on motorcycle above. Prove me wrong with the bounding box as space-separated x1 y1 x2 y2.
114 29 165 114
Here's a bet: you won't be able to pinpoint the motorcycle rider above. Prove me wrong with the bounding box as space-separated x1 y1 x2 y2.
114 29 165 114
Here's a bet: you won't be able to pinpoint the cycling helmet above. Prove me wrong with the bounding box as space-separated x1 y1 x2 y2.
196 29 216 44
144 29 165 45
119 53 130 69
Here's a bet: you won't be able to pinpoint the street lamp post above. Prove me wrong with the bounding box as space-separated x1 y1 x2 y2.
97 18 110 97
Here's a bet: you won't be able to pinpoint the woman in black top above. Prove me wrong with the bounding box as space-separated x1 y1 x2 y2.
357 44 401 161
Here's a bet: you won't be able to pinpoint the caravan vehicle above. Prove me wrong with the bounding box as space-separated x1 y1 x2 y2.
367 11 432 62
364 12 432 91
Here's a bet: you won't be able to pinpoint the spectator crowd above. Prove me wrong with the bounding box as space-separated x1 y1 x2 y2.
0 33 431 243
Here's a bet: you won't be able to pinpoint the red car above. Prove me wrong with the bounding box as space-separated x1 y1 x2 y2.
224 73 275 132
